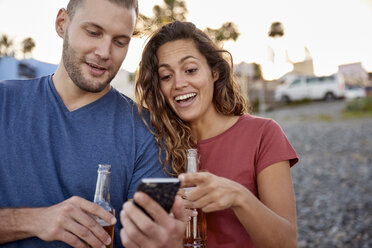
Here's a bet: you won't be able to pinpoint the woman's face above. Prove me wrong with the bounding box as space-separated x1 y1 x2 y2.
157 39 219 124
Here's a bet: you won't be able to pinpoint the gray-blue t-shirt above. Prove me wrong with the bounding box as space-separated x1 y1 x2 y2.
0 75 168 247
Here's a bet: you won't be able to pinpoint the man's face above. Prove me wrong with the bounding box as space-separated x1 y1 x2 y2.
62 0 136 93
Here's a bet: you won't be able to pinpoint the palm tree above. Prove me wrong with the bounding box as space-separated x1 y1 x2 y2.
0 33 15 57
268 22 284 38
136 0 188 36
136 0 240 45
204 22 240 46
267 22 285 64
21 37 36 58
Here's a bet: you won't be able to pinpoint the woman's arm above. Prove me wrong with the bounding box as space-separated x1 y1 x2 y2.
179 160 297 248
233 161 297 248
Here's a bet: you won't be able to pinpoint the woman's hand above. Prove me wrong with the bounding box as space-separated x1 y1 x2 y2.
178 172 248 212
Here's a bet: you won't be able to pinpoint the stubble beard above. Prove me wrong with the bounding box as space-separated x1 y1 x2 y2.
62 32 118 93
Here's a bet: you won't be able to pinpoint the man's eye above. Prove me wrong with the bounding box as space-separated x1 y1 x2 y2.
115 40 129 47
87 30 99 36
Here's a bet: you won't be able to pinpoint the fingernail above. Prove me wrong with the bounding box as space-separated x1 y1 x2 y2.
192 210 198 216
106 237 111 245
111 217 117 224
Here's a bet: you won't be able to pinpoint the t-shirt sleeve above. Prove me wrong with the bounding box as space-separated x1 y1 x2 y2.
255 119 299 175
126 111 170 198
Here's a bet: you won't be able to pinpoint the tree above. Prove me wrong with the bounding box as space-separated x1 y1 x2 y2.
21 37 36 58
204 22 240 45
136 0 188 35
253 63 263 80
268 22 284 38
0 34 36 59
0 33 15 57
136 0 240 46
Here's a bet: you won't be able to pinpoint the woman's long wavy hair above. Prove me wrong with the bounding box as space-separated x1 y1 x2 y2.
135 21 249 176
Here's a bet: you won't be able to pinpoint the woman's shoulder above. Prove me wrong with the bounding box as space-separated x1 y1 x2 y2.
238 114 280 130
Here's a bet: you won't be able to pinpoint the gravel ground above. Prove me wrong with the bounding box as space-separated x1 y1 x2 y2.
260 100 372 248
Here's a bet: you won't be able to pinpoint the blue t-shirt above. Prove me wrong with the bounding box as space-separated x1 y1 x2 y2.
0 75 168 247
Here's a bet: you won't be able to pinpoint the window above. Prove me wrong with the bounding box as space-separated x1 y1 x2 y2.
18 62 36 79
290 79 302 87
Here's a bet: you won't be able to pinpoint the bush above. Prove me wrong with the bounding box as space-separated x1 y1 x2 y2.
342 96 372 118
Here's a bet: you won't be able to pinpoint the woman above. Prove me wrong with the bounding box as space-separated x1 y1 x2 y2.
135 21 299 248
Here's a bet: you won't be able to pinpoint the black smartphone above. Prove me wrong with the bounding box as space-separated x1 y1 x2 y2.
133 178 180 219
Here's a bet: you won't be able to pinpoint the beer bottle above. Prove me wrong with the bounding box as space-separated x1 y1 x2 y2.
94 164 115 248
184 149 207 248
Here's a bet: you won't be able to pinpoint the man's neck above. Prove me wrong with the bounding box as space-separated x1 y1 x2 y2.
52 65 111 112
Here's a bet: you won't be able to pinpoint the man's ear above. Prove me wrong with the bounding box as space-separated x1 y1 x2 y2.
55 8 69 38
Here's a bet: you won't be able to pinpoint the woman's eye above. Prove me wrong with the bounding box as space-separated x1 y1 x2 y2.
186 68 198 74
160 74 172 81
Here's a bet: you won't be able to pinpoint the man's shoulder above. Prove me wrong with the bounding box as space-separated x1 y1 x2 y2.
114 90 136 106
0 75 50 92
110 89 151 117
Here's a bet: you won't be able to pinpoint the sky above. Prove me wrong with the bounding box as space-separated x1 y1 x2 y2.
0 0 371 80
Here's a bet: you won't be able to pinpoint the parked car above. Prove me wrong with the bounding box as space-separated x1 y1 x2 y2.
274 73 345 103
344 85 366 100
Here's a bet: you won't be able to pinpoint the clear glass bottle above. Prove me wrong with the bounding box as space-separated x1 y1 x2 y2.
184 149 207 248
94 164 115 248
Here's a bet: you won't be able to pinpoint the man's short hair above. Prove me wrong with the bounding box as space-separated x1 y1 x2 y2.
66 0 138 19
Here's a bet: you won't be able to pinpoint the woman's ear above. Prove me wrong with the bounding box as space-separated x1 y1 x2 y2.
212 70 219 82
55 8 69 38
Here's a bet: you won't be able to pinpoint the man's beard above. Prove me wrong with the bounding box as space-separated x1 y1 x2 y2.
62 32 118 93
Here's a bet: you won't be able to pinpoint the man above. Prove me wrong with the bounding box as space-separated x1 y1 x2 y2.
0 0 185 247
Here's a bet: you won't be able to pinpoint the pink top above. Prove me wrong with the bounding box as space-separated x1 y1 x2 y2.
197 114 298 248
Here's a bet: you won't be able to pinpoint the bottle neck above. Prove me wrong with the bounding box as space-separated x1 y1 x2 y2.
187 149 198 173
94 171 111 203
93 164 113 213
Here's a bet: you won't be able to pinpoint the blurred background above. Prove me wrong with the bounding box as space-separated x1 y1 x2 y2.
1 0 371 247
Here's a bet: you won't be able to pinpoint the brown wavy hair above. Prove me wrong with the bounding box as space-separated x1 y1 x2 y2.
135 21 249 176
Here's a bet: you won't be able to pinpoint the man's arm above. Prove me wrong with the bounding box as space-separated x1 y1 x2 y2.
120 193 186 248
0 208 38 243
0 196 116 247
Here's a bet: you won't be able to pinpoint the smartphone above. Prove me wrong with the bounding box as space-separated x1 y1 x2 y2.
133 178 180 219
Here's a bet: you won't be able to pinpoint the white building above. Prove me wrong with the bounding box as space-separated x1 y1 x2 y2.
338 62 369 86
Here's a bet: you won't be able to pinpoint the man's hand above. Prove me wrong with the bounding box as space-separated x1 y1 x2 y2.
32 196 116 247
120 193 187 248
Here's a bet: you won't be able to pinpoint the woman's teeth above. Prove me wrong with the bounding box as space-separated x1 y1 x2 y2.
175 93 196 102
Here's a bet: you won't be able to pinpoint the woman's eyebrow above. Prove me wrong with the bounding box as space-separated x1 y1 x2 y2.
159 55 198 69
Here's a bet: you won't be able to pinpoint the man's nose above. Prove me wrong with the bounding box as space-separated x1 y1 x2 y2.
94 38 111 60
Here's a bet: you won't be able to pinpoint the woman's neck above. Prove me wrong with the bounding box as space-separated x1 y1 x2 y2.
190 113 240 141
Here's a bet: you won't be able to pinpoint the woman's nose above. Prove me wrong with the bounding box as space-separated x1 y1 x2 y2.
174 73 187 89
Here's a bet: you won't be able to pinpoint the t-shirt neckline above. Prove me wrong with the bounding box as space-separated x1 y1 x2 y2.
47 74 114 114
198 115 246 145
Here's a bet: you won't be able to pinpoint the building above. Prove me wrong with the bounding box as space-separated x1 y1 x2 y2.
0 56 57 80
0 56 135 97
289 47 314 76
338 62 369 86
